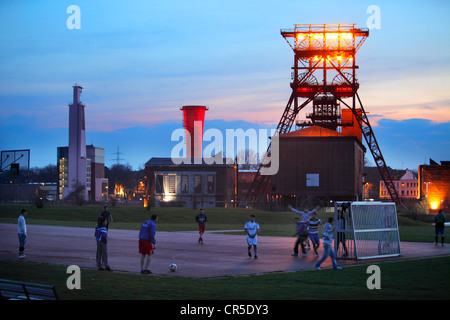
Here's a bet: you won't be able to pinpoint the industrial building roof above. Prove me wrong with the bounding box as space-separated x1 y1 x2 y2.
145 157 235 167
280 125 347 138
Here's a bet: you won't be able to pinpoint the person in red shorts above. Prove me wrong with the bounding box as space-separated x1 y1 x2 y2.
195 208 207 244
139 214 158 274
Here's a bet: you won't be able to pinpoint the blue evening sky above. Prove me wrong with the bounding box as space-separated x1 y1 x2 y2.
0 0 449 170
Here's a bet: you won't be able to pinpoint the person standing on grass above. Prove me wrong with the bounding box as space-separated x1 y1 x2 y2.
18 209 27 259
139 214 158 274
95 216 112 271
101 205 113 230
245 214 260 259
434 209 446 246
315 217 342 270
195 208 207 244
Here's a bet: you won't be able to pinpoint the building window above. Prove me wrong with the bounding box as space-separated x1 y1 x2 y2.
181 175 189 194
306 173 319 187
194 175 202 194
207 175 215 193
168 175 176 193
155 174 163 194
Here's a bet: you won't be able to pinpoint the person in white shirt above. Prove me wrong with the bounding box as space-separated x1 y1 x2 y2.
18 209 27 258
288 205 319 221
245 215 260 259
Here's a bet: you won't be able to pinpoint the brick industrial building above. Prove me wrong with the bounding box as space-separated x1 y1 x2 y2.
270 124 365 206
418 159 450 213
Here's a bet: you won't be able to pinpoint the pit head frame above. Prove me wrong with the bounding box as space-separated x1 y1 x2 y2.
247 24 401 205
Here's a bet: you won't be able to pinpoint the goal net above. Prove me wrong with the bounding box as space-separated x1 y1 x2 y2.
334 201 401 260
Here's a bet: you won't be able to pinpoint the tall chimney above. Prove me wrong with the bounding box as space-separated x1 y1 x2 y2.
65 84 88 201
181 105 208 161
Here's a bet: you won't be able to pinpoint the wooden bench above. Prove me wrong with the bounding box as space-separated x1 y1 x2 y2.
0 279 59 300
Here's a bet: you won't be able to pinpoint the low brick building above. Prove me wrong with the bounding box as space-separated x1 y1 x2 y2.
418 160 450 213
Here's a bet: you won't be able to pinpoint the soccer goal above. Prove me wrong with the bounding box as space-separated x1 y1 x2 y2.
334 201 401 260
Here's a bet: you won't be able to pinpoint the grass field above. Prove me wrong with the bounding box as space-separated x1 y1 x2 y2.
0 257 449 300
0 204 447 301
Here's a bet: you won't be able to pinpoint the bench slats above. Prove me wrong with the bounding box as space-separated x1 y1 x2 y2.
0 279 58 300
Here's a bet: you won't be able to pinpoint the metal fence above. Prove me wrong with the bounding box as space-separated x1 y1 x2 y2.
334 201 401 260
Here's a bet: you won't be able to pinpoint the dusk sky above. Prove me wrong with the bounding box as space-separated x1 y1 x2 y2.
1 0 449 171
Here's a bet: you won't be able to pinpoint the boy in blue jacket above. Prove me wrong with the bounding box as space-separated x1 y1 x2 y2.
95 216 112 271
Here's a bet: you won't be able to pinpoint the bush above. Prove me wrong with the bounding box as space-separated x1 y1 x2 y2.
400 198 433 222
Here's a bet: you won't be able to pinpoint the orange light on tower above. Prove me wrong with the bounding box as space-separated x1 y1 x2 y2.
280 24 369 100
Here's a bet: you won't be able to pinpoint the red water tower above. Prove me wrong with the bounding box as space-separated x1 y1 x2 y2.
181 105 208 159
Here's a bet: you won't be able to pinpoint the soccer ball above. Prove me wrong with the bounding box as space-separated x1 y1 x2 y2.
169 263 177 272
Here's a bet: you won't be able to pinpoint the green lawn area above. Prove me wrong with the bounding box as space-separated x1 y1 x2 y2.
0 257 449 300
0 204 447 301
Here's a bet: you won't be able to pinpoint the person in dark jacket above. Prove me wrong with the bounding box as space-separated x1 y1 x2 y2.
101 206 113 230
291 218 309 257
195 208 207 244
434 209 446 246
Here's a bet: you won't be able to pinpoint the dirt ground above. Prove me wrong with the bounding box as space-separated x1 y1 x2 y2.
1 223 449 278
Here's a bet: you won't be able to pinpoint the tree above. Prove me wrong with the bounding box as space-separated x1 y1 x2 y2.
105 163 134 196
29 164 58 183
236 148 260 170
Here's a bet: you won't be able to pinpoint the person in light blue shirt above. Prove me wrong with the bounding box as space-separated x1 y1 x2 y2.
18 209 27 258
315 217 342 270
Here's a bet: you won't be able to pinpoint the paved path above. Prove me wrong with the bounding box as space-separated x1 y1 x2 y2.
1 223 449 278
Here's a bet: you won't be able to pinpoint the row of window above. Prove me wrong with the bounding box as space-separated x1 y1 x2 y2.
381 189 418 197
155 174 216 194
380 179 418 198
381 181 418 188
397 182 417 188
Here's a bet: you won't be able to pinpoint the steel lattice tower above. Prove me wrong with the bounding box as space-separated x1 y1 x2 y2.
247 24 401 205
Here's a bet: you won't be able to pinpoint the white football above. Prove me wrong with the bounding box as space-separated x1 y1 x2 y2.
169 263 177 272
